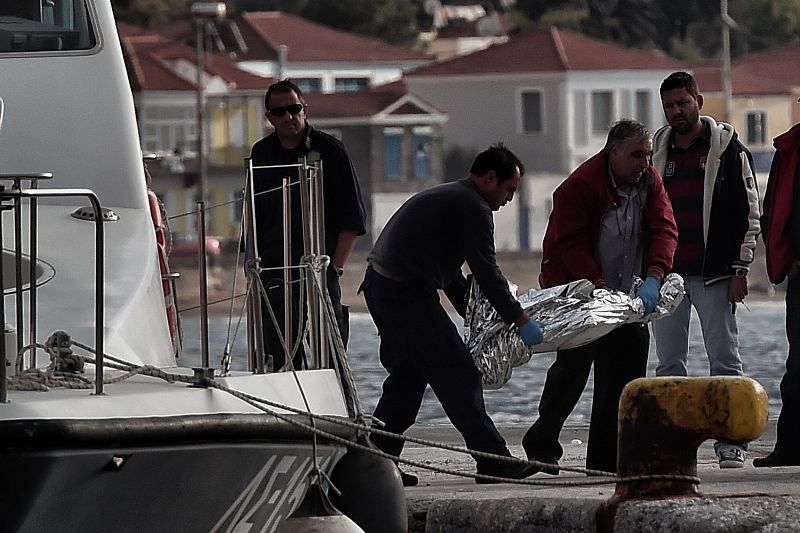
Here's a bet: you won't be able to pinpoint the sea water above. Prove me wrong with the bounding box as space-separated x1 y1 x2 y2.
180 300 789 425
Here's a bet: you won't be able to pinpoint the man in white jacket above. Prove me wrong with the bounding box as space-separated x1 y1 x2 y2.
652 71 761 468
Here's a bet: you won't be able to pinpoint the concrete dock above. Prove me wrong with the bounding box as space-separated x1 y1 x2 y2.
402 423 800 532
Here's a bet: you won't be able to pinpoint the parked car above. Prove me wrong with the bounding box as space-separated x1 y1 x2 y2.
168 234 221 257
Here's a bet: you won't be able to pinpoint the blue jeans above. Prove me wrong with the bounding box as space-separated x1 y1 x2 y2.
652 275 743 377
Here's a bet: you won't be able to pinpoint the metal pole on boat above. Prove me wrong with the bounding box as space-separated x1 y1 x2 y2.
12 179 23 372
0 201 6 402
298 157 319 368
313 161 329 369
87 192 105 396
197 201 210 367
244 158 265 374
243 159 265 373
0 173 51 373
282 177 292 371
28 178 40 369
3 188 104 394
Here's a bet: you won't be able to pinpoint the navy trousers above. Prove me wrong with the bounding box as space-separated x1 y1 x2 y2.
362 268 510 465
523 323 649 473
260 263 347 371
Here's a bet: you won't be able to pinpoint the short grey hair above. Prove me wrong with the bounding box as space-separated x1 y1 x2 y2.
604 119 651 152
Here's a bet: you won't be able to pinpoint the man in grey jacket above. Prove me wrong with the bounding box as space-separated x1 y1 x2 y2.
651 71 761 468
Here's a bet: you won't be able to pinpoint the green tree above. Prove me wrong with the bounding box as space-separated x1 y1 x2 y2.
301 0 419 46
730 0 800 55
514 0 574 21
112 0 191 27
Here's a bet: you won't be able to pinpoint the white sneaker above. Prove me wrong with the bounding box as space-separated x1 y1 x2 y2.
717 445 746 469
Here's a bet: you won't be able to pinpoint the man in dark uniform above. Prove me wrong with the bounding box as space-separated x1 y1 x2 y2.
250 80 366 371
362 144 544 485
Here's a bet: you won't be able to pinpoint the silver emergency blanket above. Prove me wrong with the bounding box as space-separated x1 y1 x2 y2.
466 274 685 389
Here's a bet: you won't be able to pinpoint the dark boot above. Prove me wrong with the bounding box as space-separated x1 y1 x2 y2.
753 449 800 467
475 457 541 484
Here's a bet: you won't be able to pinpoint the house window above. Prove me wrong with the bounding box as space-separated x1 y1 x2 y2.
635 91 650 125
592 91 613 134
413 127 432 180
521 90 543 133
746 111 767 145
384 127 403 181
141 105 196 154
334 77 369 92
293 78 322 93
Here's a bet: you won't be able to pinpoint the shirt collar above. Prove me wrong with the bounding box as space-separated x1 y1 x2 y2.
670 120 711 149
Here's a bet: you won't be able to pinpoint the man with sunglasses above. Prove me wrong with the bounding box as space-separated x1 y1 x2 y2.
250 79 366 372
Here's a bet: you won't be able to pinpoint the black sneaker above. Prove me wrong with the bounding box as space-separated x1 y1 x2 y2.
753 450 800 467
475 459 541 484
399 469 418 486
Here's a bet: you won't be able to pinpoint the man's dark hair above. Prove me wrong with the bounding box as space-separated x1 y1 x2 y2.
660 71 700 99
264 79 304 110
604 119 651 151
470 143 525 183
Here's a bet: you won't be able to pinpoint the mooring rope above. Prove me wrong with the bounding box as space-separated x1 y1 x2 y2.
5 337 701 487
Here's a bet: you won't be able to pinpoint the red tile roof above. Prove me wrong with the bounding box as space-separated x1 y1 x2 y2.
305 82 443 120
686 41 800 97
236 11 429 63
690 64 791 96
407 26 681 76
118 23 272 92
731 41 800 91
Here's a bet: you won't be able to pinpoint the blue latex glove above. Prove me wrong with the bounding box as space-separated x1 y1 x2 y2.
518 320 544 347
637 276 661 314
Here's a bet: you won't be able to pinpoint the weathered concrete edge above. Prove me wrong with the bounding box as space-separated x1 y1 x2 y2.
409 495 599 533
410 495 800 533
614 495 800 533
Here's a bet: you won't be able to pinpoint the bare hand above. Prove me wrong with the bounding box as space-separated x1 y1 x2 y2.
729 276 748 303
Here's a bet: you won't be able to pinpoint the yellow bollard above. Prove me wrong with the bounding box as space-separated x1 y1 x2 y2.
614 376 768 500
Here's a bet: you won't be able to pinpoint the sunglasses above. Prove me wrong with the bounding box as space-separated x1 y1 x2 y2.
267 103 304 117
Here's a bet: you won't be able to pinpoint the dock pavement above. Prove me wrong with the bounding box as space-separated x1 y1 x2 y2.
402 422 800 532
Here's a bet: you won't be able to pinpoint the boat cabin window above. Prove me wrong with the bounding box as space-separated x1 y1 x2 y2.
0 0 95 52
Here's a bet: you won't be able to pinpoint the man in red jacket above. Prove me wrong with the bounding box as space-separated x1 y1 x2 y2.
523 120 678 474
754 121 800 467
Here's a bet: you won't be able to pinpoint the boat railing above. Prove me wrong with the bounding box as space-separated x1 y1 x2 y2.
243 156 332 373
0 175 106 402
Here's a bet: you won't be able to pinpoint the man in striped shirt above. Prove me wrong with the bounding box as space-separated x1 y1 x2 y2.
652 71 761 469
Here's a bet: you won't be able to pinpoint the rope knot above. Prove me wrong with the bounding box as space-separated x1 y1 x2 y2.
45 331 84 373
